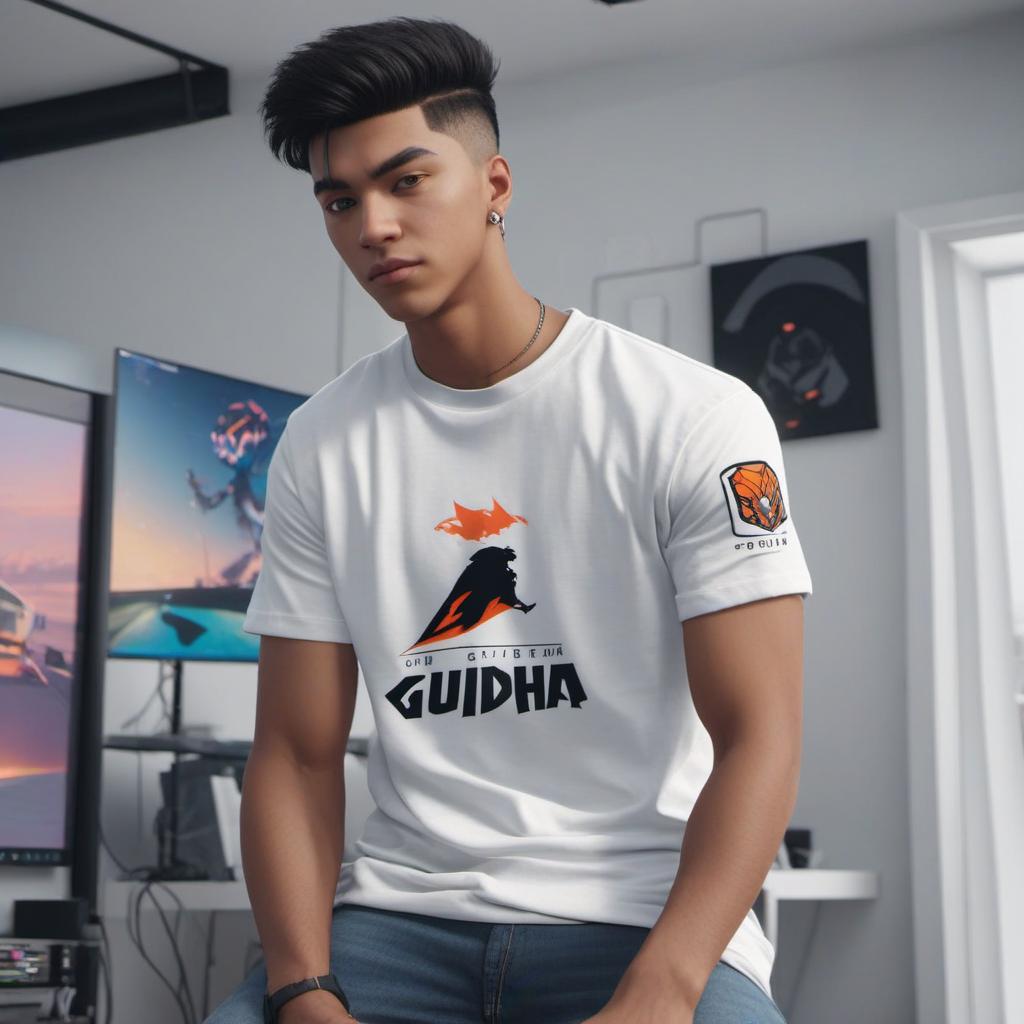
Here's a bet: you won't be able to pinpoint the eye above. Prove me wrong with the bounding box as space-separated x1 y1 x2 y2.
396 173 426 189
326 174 425 214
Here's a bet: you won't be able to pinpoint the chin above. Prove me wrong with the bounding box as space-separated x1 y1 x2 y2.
373 290 430 322
379 282 449 316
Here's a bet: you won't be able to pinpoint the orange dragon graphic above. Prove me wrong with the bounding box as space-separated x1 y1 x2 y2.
434 497 527 541
724 461 787 532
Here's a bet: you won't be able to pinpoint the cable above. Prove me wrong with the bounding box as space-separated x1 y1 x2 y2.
117 671 165 730
157 660 174 727
116 667 166 845
175 896 187 1013
125 881 195 1024
149 880 216 1022
126 882 188 1023
103 671 225 1021
202 910 217 1021
97 825 219 1022
96 915 114 1024
142 882 199 1024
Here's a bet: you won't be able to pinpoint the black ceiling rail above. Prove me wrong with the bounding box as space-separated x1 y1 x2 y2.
1 0 230 162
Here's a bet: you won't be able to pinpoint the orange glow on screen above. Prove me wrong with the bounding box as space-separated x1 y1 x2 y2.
0 764 63 782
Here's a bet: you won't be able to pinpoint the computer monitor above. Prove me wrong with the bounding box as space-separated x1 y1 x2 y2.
0 372 93 865
107 349 308 662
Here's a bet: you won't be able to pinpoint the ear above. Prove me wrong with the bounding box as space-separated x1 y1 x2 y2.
485 153 513 211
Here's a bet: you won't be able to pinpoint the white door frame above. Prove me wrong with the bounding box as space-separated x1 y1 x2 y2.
897 192 1024 1024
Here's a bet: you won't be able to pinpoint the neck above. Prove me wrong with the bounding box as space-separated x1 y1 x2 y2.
404 249 568 389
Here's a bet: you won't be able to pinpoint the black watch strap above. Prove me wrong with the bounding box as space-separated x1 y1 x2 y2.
262 972 350 1023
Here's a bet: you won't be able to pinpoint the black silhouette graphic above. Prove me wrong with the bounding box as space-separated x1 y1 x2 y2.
406 546 535 652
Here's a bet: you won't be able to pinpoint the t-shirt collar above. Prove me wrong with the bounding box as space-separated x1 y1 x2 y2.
400 306 590 410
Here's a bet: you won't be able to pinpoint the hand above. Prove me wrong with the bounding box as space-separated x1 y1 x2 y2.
577 957 697 1024
277 986 361 1023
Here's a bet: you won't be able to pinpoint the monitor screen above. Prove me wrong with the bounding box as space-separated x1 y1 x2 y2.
0 374 91 864
107 349 308 662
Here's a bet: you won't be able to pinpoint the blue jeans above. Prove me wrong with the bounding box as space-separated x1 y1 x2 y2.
205 902 786 1023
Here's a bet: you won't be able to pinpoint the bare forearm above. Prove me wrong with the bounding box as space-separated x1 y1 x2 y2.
631 739 799 1007
240 750 345 993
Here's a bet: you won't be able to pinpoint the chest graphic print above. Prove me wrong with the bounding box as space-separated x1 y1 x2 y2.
406 500 536 651
385 497 588 721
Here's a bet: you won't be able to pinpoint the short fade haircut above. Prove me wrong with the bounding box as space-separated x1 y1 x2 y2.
259 16 502 174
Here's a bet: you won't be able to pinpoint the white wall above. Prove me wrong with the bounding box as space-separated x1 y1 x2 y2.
3 10 1024 1022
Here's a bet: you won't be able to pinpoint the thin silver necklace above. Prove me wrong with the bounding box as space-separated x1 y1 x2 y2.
480 296 546 382
412 296 547 388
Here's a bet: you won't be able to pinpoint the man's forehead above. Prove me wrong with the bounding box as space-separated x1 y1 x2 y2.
312 124 445 173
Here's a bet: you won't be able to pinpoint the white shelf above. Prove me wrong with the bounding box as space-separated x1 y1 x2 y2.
763 867 879 900
103 866 880 958
758 868 879 951
100 863 357 917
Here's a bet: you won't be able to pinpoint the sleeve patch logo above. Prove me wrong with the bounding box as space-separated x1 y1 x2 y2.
719 461 788 536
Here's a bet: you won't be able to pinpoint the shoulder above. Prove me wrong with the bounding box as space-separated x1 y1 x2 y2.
580 312 754 430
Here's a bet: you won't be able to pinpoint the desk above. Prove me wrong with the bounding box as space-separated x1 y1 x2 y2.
103 868 879 954
758 868 879 951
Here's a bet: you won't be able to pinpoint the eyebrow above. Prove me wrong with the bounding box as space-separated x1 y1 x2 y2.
312 145 439 196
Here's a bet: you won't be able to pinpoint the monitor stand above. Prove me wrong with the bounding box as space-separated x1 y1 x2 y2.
159 657 203 880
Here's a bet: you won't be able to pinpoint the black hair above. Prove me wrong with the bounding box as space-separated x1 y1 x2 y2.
259 16 502 174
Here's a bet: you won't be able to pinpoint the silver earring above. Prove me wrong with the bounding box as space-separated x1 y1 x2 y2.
488 209 506 240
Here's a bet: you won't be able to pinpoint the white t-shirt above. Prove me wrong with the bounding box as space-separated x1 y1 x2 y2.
243 306 812 1000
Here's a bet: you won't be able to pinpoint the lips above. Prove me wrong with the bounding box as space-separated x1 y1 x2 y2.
370 258 422 281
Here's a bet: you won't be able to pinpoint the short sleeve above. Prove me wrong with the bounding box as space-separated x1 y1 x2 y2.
660 385 813 622
242 421 352 642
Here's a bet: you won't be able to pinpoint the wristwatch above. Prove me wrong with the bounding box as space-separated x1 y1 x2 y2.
262 973 350 1023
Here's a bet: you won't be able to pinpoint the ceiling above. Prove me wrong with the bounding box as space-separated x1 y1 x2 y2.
2 0 1023 109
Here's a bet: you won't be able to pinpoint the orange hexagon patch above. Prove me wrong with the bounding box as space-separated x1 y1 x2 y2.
719 461 788 536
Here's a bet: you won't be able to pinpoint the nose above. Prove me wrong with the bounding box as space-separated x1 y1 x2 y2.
357 195 401 247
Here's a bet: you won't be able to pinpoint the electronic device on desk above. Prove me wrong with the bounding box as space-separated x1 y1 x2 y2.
0 941 91 1024
0 939 77 990
155 756 247 881
774 827 816 869
1 900 97 1023
102 736 369 882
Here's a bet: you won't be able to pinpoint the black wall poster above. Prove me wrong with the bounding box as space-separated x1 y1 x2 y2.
711 239 879 440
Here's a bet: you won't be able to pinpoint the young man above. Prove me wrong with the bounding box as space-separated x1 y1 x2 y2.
208 16 811 1024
